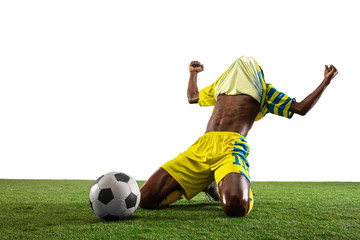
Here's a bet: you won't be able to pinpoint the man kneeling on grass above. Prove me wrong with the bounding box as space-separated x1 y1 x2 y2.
140 56 338 217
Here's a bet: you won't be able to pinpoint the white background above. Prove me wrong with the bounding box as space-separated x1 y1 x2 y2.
1 0 359 181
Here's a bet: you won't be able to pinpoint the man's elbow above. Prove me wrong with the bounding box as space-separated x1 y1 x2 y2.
187 93 199 104
291 102 308 116
297 104 312 116
297 109 307 116
188 98 199 104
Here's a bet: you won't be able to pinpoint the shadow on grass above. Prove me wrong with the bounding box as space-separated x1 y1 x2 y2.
163 202 220 209
135 201 226 221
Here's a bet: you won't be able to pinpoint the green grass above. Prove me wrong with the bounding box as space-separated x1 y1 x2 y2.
0 180 359 239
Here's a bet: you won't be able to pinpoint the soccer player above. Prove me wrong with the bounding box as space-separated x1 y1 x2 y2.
140 56 338 217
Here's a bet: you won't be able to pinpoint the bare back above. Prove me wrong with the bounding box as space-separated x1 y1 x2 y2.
205 94 260 137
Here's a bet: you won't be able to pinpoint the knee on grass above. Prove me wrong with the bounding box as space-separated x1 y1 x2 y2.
222 194 250 217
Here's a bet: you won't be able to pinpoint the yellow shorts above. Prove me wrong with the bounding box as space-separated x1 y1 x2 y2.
161 131 251 200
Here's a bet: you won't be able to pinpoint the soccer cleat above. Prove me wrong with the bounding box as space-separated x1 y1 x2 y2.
203 181 220 202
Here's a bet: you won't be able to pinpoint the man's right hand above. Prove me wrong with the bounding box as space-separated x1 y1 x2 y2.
189 61 204 73
324 65 338 84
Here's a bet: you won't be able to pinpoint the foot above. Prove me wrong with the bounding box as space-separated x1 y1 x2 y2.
203 181 220 202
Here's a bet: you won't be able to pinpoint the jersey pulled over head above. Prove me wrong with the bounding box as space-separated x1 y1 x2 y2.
198 56 295 121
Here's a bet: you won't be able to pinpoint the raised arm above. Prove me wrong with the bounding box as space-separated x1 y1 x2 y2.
187 61 204 104
290 65 338 116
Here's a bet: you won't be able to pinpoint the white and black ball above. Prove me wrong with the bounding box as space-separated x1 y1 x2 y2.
89 171 140 221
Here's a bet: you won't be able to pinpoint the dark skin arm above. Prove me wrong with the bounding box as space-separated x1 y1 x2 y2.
187 61 202 103
290 65 338 115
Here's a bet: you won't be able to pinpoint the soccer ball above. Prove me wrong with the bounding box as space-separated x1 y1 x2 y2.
89 171 140 221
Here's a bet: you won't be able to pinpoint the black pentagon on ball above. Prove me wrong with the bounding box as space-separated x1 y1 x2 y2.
102 214 120 222
98 188 114 205
115 173 130 182
125 192 137 208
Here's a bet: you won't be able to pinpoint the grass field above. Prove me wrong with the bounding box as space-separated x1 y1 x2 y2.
0 180 359 239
